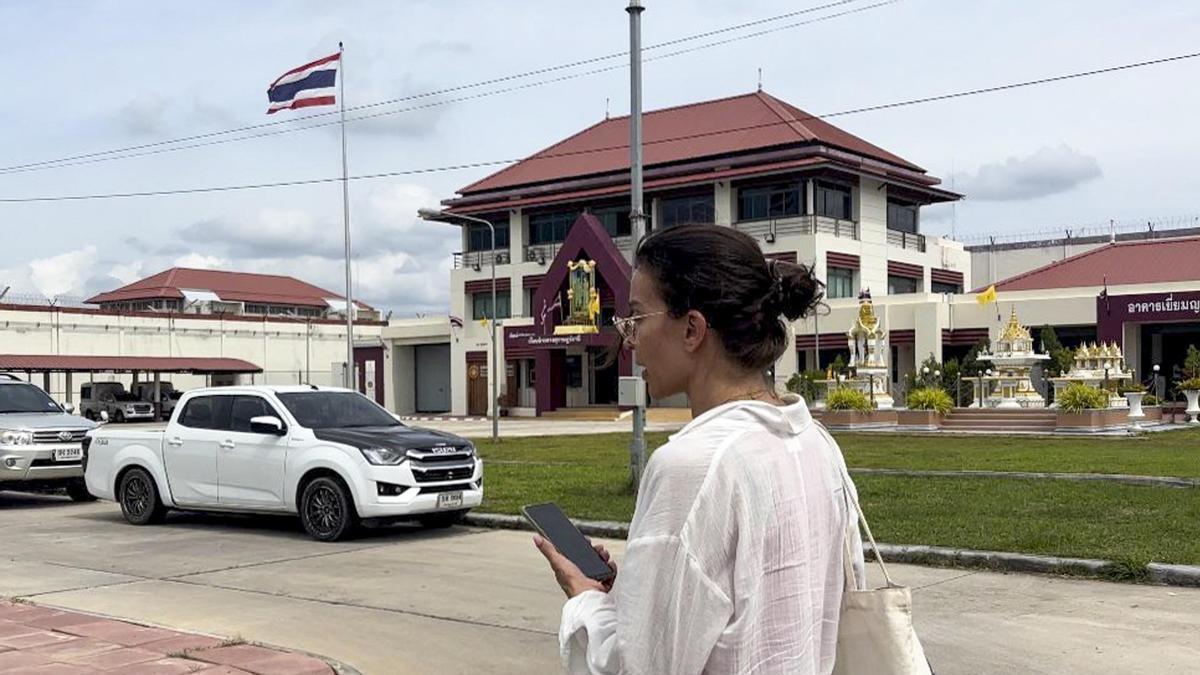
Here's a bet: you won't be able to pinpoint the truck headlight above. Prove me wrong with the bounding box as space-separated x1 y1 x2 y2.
125 406 137 413
0 429 33 446
360 447 405 466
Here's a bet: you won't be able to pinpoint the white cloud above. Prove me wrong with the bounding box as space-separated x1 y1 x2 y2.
107 261 145 285
174 253 229 269
28 246 98 297
955 145 1103 202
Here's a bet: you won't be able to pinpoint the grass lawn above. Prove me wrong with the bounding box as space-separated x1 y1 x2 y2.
474 429 1200 565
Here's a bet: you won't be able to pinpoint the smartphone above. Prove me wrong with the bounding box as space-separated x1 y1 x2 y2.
522 502 616 582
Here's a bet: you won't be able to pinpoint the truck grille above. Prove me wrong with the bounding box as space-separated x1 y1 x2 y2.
32 429 88 444
419 482 474 494
412 465 475 483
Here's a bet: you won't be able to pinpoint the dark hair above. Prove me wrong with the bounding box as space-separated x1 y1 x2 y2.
634 224 823 372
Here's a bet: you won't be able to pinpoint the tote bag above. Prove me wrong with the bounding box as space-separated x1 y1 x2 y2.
825 428 932 675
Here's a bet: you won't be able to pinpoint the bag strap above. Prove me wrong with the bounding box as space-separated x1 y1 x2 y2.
816 422 897 589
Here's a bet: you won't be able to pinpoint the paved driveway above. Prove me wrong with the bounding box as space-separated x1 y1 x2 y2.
2 491 1199 674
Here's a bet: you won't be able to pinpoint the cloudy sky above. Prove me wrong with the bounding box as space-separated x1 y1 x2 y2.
1 0 1197 315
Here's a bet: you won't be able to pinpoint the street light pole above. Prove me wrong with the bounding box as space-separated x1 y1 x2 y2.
418 208 500 443
627 0 648 487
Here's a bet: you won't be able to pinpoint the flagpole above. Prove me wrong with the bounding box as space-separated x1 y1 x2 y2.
338 41 355 390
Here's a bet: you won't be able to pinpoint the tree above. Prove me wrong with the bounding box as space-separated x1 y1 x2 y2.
1185 344 1200 380
960 338 990 376
1039 326 1074 378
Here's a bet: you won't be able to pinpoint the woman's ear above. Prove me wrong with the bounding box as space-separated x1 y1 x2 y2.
682 309 708 354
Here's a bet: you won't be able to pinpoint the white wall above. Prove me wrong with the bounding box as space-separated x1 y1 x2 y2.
0 306 384 402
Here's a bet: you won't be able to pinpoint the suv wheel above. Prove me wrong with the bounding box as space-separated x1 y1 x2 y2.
66 479 97 502
418 509 468 529
300 476 358 542
118 467 167 525
113 410 125 423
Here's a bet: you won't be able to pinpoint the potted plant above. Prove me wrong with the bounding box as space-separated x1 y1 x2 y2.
1121 382 1147 427
900 386 952 429
1178 377 1200 425
1056 382 1111 430
822 387 883 428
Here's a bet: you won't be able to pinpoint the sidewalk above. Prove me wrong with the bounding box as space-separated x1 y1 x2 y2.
0 600 336 675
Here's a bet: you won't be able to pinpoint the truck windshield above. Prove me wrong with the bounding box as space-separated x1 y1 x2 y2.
277 391 401 429
0 384 63 414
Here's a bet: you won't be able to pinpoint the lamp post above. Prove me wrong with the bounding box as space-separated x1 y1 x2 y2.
1153 364 1162 401
418 207 499 443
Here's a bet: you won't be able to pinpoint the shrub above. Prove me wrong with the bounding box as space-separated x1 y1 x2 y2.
1185 345 1200 379
1143 394 1160 406
906 387 953 415
785 370 827 402
1118 382 1145 394
1178 377 1200 392
1057 383 1110 412
826 387 872 412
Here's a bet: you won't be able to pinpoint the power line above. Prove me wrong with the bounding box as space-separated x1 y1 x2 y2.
3 50 1197 204
0 0 870 176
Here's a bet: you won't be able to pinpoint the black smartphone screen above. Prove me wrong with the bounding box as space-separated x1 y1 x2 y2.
523 502 615 582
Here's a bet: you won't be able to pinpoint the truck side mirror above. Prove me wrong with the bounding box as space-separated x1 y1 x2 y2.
249 416 287 436
62 402 76 414
99 410 110 423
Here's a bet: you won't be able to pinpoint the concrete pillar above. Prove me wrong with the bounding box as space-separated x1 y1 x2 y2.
913 303 944 368
775 330 799 392
42 371 50 395
713 181 736 226
65 372 73 405
153 373 162 421
805 180 815 215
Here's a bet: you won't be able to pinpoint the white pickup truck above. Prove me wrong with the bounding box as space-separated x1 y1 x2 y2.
84 385 483 541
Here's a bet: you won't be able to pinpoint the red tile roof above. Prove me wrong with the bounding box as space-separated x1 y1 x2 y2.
0 354 261 373
86 268 371 309
987 236 1200 292
458 91 926 195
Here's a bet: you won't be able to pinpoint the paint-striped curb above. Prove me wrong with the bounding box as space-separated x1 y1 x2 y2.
850 468 1200 489
463 513 1200 587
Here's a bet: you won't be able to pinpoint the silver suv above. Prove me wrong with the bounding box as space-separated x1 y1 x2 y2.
0 375 98 501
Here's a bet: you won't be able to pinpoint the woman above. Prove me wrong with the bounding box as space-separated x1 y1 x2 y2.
535 224 866 675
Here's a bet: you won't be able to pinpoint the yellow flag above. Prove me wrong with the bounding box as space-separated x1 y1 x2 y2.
976 285 997 306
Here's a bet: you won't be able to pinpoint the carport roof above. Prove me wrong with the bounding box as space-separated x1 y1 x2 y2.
0 355 261 374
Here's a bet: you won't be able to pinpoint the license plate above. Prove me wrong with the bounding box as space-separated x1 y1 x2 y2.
436 492 463 509
54 447 82 463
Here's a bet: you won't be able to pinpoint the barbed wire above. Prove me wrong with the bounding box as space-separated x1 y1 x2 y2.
957 214 1200 246
0 290 91 308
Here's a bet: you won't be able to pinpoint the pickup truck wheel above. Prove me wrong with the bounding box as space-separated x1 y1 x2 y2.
119 467 166 525
300 477 358 542
65 479 97 503
418 509 468 529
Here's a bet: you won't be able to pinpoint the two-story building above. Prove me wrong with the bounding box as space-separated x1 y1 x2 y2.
438 91 968 417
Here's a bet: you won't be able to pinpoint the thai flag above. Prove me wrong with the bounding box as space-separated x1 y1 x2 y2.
266 52 339 114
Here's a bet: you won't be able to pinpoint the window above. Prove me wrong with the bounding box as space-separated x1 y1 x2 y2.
178 396 233 430
931 281 962 295
230 396 280 433
814 182 852 220
245 303 268 315
466 221 510 252
472 291 511 320
565 355 583 388
80 385 91 399
0 383 61 413
827 267 855 299
590 206 632 238
526 359 536 387
277 391 401 429
887 201 919 234
888 275 919 295
738 182 803 221
659 194 714 228
528 210 579 244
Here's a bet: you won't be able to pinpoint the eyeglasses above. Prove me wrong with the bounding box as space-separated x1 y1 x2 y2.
613 311 666 344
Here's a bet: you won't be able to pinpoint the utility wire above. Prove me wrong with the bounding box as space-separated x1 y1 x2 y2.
2 50 1197 204
0 0 869 175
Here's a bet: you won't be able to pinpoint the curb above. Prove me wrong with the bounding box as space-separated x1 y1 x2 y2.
462 513 1200 588
850 468 1200 489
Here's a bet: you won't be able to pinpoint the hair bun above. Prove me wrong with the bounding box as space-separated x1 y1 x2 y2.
770 260 823 321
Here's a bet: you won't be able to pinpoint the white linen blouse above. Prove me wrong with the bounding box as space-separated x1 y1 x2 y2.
558 394 865 675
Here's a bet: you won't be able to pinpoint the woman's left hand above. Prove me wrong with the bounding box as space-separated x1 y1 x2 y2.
534 535 608 599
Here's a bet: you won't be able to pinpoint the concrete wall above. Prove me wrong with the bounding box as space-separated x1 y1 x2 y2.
970 240 1109 289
